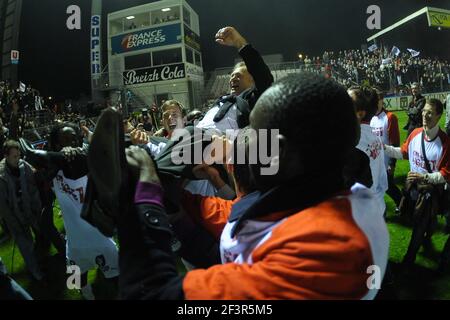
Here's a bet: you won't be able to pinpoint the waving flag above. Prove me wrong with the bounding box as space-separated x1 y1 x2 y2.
390 46 401 57
19 82 26 92
407 48 420 57
382 58 392 65
368 44 378 52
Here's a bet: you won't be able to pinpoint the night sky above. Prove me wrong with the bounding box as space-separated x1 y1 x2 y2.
18 0 450 100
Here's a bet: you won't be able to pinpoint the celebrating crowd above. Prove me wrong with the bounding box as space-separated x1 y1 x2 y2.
1 26 450 301
301 49 450 94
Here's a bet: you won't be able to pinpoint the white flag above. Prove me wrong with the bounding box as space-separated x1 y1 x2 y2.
382 58 392 65
407 48 420 57
368 44 378 52
35 96 43 111
390 46 401 57
19 82 26 92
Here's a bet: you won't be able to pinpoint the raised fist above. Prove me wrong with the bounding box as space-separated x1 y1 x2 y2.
215 26 248 49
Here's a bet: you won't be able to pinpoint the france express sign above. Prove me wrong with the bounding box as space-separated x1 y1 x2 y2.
111 24 182 54
91 15 102 77
427 8 450 28
11 50 19 65
123 63 186 85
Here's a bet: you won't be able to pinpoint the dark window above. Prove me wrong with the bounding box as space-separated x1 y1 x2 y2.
186 47 194 64
152 48 182 66
194 51 202 67
125 53 151 70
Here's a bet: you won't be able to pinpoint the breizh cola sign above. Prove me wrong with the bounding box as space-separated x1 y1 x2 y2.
124 63 186 85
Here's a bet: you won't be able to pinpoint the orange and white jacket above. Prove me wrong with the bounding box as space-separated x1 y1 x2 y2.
181 184 389 300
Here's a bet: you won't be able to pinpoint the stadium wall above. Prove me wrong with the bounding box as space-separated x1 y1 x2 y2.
384 91 450 111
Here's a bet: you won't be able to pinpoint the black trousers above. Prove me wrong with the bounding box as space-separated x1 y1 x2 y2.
402 196 436 264
36 201 66 257
386 172 402 207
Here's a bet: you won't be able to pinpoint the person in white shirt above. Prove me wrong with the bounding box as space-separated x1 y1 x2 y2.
384 99 450 265
370 88 402 209
42 123 120 299
348 86 388 216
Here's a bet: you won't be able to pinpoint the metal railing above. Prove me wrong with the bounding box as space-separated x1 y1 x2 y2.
92 61 450 115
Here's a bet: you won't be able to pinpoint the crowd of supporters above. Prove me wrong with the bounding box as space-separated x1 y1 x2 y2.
300 48 450 94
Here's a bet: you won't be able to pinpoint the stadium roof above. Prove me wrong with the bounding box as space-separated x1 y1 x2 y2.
367 6 450 42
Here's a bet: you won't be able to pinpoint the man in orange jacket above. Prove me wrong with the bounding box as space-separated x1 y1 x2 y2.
117 73 389 300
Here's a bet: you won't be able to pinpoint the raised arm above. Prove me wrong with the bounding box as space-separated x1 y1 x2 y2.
215 27 274 95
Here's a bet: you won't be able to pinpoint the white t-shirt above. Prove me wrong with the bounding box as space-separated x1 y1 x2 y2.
371 111 393 168
402 129 444 174
356 124 388 215
53 171 119 277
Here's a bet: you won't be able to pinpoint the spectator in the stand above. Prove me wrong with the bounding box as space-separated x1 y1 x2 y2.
0 140 44 281
34 91 43 111
304 55 312 70
0 102 20 159
405 83 426 136
0 119 7 160
0 107 6 125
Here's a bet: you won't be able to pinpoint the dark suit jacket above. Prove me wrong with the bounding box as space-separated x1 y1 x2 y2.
212 44 274 128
